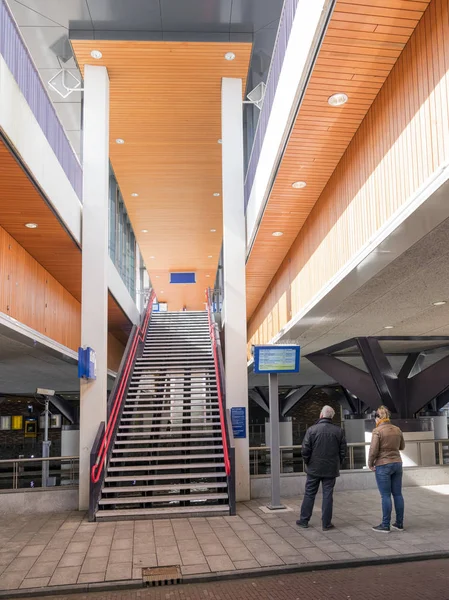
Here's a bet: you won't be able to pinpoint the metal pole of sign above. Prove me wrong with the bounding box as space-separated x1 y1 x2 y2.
42 397 51 487
267 373 285 510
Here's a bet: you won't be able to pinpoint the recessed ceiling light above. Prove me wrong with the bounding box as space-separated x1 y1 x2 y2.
90 50 102 60
272 231 283 237
213 193 220 197
131 193 139 197
433 301 447 306
155 275 160 278
25 223 38 229
208 255 213 258
116 138 125 144
141 229 148 233
328 92 348 107
210 229 217 233
218 139 222 144
225 52 235 61
206 275 210 278
160 291 164 293
292 181 307 189
384 326 394 329
150 256 155 259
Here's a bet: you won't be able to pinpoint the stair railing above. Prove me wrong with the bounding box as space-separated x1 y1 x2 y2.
88 289 156 521
205 288 236 515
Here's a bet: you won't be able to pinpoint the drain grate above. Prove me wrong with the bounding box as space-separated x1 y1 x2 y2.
142 565 182 587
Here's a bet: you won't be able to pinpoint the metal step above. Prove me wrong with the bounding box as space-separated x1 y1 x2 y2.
122 410 219 417
126 397 219 402
99 492 228 506
105 471 226 483
122 406 219 413
114 436 221 445
116 429 220 437
95 505 229 521
126 392 218 398
108 461 225 472
112 445 222 454
120 415 219 423
119 422 221 430
110 453 224 463
102 482 228 493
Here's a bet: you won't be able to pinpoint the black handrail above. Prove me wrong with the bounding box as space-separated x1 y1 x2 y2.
206 288 236 515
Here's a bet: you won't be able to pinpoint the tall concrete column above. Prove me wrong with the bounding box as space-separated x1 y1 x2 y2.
79 65 110 510
221 77 250 501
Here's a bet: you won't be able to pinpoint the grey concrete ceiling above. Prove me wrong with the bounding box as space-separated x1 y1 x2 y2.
6 0 283 162
0 328 115 395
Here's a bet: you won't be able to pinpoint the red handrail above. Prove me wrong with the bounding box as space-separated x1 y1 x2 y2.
91 291 156 484
205 289 231 476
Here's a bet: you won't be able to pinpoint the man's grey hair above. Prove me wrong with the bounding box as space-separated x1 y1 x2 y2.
320 405 335 419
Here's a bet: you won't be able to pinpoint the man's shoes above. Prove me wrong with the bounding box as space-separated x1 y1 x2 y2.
391 523 404 532
372 524 390 533
322 524 335 532
296 520 309 529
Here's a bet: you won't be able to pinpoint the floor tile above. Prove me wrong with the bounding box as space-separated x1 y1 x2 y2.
81 556 108 574
49 566 81 586
105 563 132 581
206 555 236 572
20 577 50 589
26 560 58 578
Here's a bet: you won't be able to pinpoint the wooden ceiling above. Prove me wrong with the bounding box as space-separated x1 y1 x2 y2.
0 134 131 343
72 40 252 311
245 0 431 319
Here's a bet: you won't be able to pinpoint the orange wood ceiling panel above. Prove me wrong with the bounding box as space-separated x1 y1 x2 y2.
0 135 132 345
72 41 252 311
245 0 431 319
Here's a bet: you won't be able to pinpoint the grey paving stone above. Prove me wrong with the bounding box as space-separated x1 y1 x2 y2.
206 555 236 572
81 557 108 574
26 560 59 578
20 576 51 588
49 566 81 586
105 562 132 581
299 547 331 562
77 572 106 584
58 553 86 568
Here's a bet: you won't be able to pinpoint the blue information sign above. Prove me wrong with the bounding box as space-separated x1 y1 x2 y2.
78 347 97 380
254 345 300 374
231 407 246 439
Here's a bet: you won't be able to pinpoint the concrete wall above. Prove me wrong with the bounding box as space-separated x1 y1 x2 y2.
0 487 78 515
251 466 449 499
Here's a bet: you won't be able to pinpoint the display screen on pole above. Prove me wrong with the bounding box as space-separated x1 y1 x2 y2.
253 345 300 374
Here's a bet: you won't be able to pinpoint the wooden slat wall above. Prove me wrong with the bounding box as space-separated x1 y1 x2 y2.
248 0 448 352
0 225 81 350
246 0 431 318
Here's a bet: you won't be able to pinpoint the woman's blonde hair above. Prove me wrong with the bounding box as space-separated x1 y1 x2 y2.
376 405 391 420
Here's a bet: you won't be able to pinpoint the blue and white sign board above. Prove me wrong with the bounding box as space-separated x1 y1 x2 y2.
254 345 300 374
231 407 246 439
78 347 97 380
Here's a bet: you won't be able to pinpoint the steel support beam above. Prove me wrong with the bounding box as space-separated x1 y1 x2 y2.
408 353 449 415
249 390 269 413
281 386 313 417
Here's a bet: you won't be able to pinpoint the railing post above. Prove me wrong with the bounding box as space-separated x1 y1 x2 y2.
349 446 354 470
438 441 443 466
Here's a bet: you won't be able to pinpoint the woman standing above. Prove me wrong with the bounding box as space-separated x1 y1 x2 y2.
368 406 405 533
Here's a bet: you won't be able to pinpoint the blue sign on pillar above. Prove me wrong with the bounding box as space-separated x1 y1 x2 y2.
231 407 246 439
78 347 97 380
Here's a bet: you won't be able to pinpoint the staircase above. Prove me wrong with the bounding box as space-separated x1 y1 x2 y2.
95 310 230 520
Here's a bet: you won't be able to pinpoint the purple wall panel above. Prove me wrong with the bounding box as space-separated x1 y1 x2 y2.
0 0 83 200
244 0 299 210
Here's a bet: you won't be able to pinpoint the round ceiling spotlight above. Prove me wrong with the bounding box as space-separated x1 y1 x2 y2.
213 193 220 197
206 275 210 278
208 255 213 258
150 256 155 259
225 52 236 61
25 223 38 229
292 181 307 189
433 301 447 306
116 138 125 144
90 50 102 60
131 193 139 197
328 92 348 107
272 231 283 237
210 229 217 233
141 229 148 233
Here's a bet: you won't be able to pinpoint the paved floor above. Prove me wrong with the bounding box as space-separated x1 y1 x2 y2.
29 559 449 600
1 485 449 592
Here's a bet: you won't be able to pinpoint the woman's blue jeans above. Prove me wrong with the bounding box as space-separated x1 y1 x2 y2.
375 462 404 527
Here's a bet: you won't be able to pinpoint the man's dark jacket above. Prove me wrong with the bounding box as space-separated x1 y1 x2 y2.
302 418 347 478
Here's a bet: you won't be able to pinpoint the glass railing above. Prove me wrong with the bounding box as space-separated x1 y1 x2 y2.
0 456 79 490
250 440 449 476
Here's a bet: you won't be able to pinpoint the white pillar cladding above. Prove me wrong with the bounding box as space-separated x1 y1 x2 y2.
79 65 110 510
221 77 250 501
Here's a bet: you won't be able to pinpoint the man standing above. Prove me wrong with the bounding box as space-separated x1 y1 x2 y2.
297 405 347 531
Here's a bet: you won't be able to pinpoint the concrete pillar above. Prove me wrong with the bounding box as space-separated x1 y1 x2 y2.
221 77 250 501
79 65 110 510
